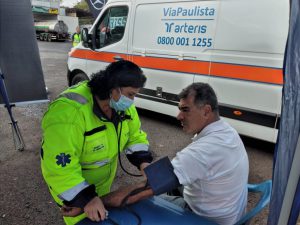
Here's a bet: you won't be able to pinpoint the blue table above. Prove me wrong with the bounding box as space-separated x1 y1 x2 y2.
76 196 219 225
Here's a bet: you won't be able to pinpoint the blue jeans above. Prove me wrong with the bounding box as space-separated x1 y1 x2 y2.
159 194 191 211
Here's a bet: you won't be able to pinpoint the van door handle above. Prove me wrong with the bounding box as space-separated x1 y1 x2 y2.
113 55 123 61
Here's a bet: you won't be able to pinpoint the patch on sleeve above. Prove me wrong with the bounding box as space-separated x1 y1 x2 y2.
56 153 71 167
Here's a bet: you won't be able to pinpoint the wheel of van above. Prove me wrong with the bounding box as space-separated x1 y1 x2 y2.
71 73 89 86
47 34 52 42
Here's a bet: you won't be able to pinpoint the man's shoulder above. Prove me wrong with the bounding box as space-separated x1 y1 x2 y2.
200 120 237 138
191 121 241 151
181 138 213 158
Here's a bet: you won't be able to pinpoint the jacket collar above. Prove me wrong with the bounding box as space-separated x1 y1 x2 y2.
92 96 117 122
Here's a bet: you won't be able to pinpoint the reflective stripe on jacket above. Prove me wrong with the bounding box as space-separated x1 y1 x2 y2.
41 81 149 224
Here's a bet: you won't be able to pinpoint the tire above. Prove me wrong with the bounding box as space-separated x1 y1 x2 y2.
47 34 52 42
39 34 43 41
71 73 89 86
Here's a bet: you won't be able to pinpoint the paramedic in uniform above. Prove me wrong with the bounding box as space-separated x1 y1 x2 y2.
168 83 249 225
41 60 153 225
72 26 81 47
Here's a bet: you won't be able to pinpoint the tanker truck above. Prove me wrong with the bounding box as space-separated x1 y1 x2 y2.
34 20 69 42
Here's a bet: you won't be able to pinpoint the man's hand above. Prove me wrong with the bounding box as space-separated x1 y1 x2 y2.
84 196 107 222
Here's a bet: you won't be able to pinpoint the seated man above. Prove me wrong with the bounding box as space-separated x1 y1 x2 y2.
129 82 249 225
162 82 249 225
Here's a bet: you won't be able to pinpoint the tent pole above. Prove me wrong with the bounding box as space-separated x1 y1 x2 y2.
0 69 25 151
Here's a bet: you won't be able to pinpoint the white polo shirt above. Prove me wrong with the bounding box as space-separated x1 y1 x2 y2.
171 119 249 225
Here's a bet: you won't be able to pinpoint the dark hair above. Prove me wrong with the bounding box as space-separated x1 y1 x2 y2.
178 83 219 112
88 60 147 100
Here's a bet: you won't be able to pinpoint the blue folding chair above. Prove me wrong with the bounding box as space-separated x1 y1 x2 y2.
235 180 272 225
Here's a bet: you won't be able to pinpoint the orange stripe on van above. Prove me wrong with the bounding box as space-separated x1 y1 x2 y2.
132 55 210 75
70 49 127 62
210 62 283 85
70 49 283 85
69 49 86 58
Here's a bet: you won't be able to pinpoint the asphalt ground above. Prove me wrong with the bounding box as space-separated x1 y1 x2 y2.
0 41 275 225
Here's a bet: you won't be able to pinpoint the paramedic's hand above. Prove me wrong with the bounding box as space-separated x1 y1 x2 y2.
140 162 150 178
84 196 107 222
61 205 82 217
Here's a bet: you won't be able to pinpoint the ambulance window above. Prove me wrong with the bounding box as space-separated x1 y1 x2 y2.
95 6 128 49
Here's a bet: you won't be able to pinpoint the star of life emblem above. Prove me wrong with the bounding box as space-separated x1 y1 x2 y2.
56 153 71 167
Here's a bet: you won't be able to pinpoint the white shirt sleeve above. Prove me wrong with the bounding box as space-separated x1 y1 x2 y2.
171 142 209 186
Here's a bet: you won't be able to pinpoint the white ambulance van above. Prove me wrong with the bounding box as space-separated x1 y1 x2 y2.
67 0 289 143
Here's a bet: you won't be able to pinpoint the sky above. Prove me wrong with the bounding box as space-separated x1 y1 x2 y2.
61 0 80 7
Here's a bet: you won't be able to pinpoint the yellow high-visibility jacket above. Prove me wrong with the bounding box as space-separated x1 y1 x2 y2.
72 33 81 47
41 81 150 224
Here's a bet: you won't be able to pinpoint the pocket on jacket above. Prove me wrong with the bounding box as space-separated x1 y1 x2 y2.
82 128 108 162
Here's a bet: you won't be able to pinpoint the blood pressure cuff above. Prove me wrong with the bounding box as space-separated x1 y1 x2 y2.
144 156 180 195
126 151 153 169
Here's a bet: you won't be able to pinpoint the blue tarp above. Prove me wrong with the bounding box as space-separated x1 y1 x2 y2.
76 197 218 225
289 181 300 224
268 0 300 224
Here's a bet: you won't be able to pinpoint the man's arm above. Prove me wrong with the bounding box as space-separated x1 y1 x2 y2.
62 157 181 218
102 181 154 207
104 157 180 206
62 181 154 218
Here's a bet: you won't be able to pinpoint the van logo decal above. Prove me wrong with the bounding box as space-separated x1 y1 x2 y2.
89 0 107 10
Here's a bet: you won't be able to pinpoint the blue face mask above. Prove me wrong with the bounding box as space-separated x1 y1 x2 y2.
109 89 134 111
